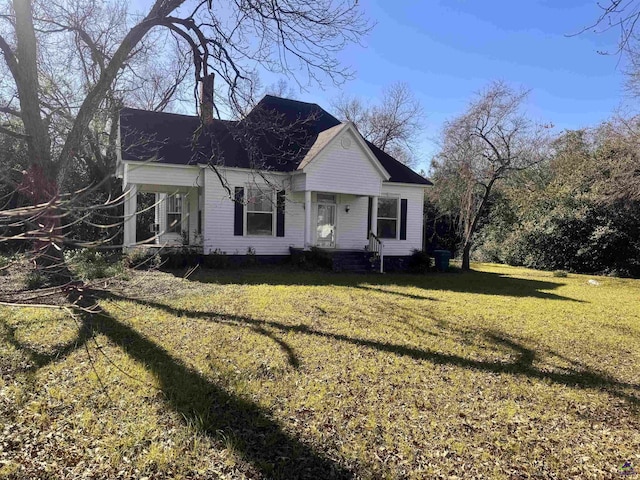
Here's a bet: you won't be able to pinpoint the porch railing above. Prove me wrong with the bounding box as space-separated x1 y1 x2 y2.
369 232 384 273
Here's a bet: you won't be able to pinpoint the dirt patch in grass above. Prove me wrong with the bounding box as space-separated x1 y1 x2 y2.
1 263 639 478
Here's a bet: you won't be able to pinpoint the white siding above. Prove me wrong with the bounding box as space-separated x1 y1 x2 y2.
202 169 425 255
125 162 202 188
304 130 383 196
137 162 425 256
203 169 305 255
379 183 426 256
291 173 306 191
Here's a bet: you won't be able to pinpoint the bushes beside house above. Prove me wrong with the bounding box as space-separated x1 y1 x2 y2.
474 199 640 277
407 249 432 273
288 247 333 270
65 249 124 281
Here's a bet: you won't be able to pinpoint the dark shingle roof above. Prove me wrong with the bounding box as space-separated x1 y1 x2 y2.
119 95 432 185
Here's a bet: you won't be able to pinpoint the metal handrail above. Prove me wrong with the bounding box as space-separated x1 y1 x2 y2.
369 231 384 273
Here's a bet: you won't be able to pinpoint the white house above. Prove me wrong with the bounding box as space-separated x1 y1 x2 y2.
116 87 432 270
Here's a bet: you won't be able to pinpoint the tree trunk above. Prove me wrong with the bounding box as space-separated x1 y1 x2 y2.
460 177 496 272
462 241 472 271
14 0 52 174
12 0 65 274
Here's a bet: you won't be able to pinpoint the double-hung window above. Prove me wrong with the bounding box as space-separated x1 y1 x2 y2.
377 197 398 239
167 194 183 233
246 186 274 235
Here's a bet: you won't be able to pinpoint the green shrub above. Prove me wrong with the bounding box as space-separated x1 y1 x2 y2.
244 246 257 266
24 270 45 290
552 270 568 278
0 255 9 274
408 249 432 274
65 248 123 280
289 247 332 270
123 249 161 270
158 250 205 269
475 194 640 278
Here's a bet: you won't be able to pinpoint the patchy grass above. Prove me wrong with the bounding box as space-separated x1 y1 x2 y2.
1 263 639 479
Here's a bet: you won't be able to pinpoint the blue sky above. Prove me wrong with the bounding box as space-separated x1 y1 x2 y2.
292 0 626 171
136 0 627 171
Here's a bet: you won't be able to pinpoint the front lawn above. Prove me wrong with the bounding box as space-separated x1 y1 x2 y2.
1 263 639 478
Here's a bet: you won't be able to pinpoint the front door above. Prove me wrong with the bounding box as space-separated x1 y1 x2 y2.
316 202 336 248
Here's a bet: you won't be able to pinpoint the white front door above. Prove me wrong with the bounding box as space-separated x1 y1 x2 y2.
316 203 336 248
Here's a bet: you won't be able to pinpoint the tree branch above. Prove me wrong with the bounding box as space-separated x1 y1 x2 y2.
57 0 188 173
0 124 29 140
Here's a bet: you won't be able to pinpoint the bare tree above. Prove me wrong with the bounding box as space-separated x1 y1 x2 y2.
226 73 298 117
571 2 640 200
0 0 370 273
430 81 549 270
576 0 640 54
333 82 424 167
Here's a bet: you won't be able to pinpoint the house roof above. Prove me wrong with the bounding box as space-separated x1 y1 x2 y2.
119 95 432 185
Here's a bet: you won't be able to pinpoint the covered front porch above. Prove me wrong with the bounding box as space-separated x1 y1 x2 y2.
300 190 382 251
298 190 384 272
121 161 205 251
123 183 203 251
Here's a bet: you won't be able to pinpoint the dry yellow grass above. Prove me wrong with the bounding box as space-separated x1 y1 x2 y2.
1 263 639 479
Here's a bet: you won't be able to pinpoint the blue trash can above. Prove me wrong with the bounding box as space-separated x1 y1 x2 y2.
433 250 451 271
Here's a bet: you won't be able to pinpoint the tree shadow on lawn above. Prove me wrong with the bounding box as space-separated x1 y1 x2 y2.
170 267 582 302
3 285 630 478
3 294 352 480
104 291 639 412
0 317 94 372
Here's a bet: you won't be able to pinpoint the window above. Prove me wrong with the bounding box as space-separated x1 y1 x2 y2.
246 186 274 235
167 194 183 233
377 197 398 239
317 193 336 204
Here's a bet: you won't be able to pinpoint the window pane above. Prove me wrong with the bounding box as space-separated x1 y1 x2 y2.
167 194 182 213
317 193 336 203
316 204 336 246
168 213 182 233
247 187 272 212
247 212 273 235
378 198 398 219
377 219 397 239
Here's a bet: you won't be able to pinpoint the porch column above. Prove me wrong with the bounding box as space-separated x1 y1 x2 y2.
370 195 378 236
123 184 138 250
188 187 199 245
304 190 312 250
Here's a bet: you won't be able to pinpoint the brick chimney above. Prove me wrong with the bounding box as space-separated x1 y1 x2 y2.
199 73 215 124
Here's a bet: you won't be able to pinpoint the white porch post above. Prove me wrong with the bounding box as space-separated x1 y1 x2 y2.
188 187 199 245
154 193 160 244
371 195 378 236
123 184 138 250
304 190 312 250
